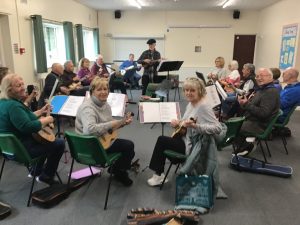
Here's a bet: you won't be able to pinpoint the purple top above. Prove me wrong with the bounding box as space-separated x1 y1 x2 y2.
77 68 91 85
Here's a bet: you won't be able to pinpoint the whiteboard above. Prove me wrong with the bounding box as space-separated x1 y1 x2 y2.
114 38 165 61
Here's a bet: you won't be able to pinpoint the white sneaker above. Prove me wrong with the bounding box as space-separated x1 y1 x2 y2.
147 173 168 186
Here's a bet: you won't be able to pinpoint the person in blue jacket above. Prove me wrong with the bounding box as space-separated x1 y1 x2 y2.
278 67 300 123
119 53 141 89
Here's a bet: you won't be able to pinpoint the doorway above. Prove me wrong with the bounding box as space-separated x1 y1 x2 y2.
233 35 256 75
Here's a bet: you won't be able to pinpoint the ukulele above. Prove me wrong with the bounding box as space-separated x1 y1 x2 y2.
171 117 197 139
99 112 134 149
142 59 160 69
68 76 89 91
32 102 56 144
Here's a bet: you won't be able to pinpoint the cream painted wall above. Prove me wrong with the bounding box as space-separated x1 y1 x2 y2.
98 10 259 71
0 0 97 85
255 0 300 70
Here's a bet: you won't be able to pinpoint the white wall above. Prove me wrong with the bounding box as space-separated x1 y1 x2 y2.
98 10 259 80
255 0 300 70
0 0 97 85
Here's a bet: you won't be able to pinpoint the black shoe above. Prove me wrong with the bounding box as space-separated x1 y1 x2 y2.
36 174 60 186
232 143 254 156
114 171 133 186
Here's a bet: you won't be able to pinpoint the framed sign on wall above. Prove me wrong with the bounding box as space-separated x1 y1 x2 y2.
279 24 298 69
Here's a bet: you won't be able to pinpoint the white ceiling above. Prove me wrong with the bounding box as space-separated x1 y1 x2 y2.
74 0 282 11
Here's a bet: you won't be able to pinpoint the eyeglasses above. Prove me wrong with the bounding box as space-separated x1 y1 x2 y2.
255 74 270 79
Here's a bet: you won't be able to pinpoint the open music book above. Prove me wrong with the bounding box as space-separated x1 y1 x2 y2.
51 95 85 117
139 102 181 123
51 93 126 117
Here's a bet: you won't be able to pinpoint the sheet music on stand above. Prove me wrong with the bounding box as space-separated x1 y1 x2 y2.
215 81 228 100
156 60 184 101
205 85 221 108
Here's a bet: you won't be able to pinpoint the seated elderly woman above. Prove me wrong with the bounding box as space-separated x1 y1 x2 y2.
147 77 224 210
75 77 135 186
0 74 64 185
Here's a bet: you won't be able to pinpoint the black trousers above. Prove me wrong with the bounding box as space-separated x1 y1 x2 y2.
109 76 127 94
107 138 135 171
149 136 185 174
22 138 65 177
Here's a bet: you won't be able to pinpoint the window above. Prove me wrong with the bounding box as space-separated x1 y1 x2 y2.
83 29 97 61
43 22 66 67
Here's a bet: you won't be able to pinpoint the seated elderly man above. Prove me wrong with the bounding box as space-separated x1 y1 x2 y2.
234 68 280 156
38 63 70 108
61 60 88 96
277 67 300 123
91 54 127 95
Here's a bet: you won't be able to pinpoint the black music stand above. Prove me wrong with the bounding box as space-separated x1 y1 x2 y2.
157 61 184 101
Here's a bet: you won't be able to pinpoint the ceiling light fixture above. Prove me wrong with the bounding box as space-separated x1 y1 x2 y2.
222 0 233 9
129 0 142 9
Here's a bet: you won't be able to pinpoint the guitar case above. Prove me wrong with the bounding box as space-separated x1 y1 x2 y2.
0 201 11 220
31 178 89 208
230 155 293 178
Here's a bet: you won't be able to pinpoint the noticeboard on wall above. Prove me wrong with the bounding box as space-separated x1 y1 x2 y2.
279 24 298 69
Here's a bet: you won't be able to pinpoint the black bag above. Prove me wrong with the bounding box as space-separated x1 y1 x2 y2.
0 201 11 220
31 178 89 208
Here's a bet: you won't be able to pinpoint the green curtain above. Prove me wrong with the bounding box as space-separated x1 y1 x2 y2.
63 21 76 64
93 28 100 56
31 15 47 73
75 24 84 60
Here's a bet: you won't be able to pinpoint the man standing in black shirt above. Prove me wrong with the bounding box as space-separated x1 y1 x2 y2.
138 39 163 95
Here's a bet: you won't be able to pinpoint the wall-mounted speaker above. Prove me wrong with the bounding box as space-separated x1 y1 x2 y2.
115 10 121 19
233 10 240 19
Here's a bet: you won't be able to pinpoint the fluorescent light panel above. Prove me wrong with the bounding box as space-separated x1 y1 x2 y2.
222 0 234 8
129 0 142 9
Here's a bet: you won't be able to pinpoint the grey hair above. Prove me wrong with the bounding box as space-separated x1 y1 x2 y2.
244 63 255 74
64 60 73 69
0 73 19 99
230 60 239 70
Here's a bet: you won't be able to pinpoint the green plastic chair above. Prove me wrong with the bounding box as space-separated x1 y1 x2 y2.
160 150 188 190
64 131 122 210
217 116 245 151
241 110 283 162
0 133 44 207
273 105 298 154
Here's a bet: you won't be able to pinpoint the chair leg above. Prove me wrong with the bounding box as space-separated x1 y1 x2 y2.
174 163 180 174
67 158 75 187
264 141 272 157
56 172 63 184
27 164 37 207
104 164 114 210
258 140 267 162
0 158 6 181
89 165 94 176
160 162 173 190
282 136 289 155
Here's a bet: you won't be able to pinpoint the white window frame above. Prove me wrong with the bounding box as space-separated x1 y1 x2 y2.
82 28 97 61
43 22 66 68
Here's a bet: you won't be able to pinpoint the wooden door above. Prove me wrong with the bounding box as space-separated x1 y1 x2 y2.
233 35 256 75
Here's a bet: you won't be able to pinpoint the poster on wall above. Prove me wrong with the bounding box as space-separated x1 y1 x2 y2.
279 24 298 69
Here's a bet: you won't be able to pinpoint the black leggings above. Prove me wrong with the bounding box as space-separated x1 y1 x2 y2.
106 138 135 171
149 136 185 174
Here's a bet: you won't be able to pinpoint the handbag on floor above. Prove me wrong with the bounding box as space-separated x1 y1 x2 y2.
31 178 89 208
230 155 293 178
0 201 11 220
175 175 213 212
